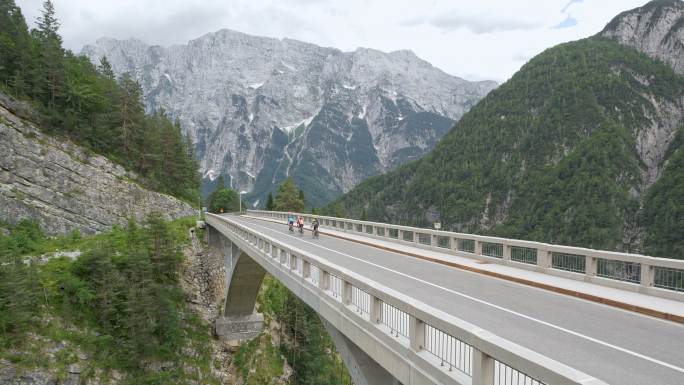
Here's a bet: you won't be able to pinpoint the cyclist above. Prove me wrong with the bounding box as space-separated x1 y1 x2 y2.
297 216 305 233
311 217 320 238
287 213 295 232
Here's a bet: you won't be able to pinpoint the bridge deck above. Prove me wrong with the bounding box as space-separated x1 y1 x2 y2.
231 215 684 385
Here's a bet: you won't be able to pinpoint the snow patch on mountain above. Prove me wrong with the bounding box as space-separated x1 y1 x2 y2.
81 28 497 207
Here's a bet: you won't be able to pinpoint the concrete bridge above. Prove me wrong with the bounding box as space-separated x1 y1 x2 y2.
205 211 684 385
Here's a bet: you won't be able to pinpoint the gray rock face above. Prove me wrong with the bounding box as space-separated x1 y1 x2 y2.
0 100 196 235
82 30 496 207
601 0 684 75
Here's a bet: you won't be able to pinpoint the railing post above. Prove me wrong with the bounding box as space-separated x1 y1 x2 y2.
409 316 424 351
370 295 382 324
641 264 654 288
302 260 311 278
503 245 511 261
341 280 352 305
319 270 329 291
537 249 551 269
586 255 596 280
476 240 483 256
472 349 495 385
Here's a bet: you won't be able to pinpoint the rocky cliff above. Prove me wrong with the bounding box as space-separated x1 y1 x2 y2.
601 0 684 75
82 30 496 207
0 95 196 235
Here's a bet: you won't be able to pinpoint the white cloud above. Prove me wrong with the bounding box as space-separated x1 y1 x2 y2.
16 0 647 82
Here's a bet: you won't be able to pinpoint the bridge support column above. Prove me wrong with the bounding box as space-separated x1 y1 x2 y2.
209 229 267 343
215 313 264 342
320 318 400 385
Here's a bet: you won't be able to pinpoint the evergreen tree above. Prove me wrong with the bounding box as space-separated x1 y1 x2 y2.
266 192 275 211
0 0 32 95
209 188 240 213
0 1 201 204
117 72 144 159
273 177 305 212
97 56 114 81
298 189 306 208
32 0 64 109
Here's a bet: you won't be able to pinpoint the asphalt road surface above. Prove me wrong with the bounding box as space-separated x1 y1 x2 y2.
229 215 684 385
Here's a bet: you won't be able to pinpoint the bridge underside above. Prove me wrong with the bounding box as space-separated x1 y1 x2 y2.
321 317 401 385
209 226 266 341
208 225 401 384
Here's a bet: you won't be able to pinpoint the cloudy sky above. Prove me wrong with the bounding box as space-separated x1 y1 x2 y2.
16 0 647 82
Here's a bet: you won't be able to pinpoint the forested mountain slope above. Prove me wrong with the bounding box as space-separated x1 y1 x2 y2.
330 30 684 257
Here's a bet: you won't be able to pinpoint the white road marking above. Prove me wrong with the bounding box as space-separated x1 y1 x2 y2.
240 217 684 374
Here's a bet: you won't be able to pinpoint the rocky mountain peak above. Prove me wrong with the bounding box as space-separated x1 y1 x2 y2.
82 29 497 207
601 0 684 74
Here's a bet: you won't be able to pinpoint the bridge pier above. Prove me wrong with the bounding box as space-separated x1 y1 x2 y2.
215 313 264 342
321 317 401 385
208 225 266 343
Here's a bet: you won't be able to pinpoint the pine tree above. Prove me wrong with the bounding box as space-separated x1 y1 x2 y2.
117 72 144 159
32 0 64 109
298 189 306 208
273 177 305 212
266 192 275 211
0 0 32 95
97 56 115 81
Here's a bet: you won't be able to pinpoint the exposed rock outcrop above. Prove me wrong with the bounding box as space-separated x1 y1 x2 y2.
0 97 196 235
182 229 236 383
601 0 684 75
82 30 497 206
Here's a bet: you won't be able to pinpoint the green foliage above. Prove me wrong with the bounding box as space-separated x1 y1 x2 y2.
234 334 284 384
0 220 45 338
0 216 221 382
250 277 352 385
208 187 239 213
265 192 275 211
273 177 305 212
329 37 684 253
642 126 684 259
0 0 200 203
495 122 640 250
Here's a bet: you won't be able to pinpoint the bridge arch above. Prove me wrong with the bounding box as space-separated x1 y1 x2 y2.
207 224 400 384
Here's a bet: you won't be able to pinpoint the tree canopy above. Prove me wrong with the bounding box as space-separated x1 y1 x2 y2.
209 187 240 213
273 177 305 212
0 0 200 203
327 38 684 257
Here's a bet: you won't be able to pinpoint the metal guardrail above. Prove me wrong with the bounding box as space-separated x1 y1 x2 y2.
351 286 371 318
329 273 343 301
381 301 410 338
248 210 684 300
207 213 606 385
655 267 684 292
424 323 473 375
